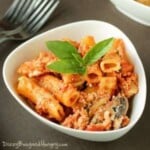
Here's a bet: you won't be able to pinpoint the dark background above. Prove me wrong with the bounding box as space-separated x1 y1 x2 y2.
0 0 150 150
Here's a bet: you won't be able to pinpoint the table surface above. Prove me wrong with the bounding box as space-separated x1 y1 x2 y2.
0 0 150 150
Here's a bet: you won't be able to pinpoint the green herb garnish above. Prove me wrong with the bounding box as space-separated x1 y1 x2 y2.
47 37 114 75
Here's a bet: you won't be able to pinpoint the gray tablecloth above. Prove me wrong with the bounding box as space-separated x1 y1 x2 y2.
0 0 150 150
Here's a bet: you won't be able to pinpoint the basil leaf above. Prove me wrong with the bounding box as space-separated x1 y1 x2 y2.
46 41 81 60
46 37 115 75
83 38 114 66
47 59 86 74
71 53 83 66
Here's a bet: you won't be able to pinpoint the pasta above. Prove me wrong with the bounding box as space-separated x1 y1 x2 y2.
78 36 95 56
38 75 80 107
100 53 121 73
17 76 65 122
16 36 138 131
86 62 102 85
17 52 57 77
62 74 85 88
98 76 117 98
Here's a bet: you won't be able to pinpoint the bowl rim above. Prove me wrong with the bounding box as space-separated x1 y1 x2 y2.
3 20 147 135
111 0 150 9
110 0 150 26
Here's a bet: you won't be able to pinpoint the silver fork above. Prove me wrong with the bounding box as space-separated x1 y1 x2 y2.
0 0 47 36
0 0 37 32
0 0 60 44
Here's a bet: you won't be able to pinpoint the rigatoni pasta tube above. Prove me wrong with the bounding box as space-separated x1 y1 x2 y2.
100 50 121 73
79 36 95 56
98 77 117 97
17 76 65 122
38 75 80 107
86 62 102 84
100 59 121 73
62 74 85 88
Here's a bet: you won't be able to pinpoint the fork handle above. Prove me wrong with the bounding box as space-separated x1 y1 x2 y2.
0 27 22 36
0 36 11 44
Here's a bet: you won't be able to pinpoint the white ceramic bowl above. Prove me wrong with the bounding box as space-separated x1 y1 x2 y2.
3 20 146 141
110 0 150 26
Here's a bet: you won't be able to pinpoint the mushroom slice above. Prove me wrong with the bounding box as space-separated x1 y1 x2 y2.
106 94 129 119
112 95 129 118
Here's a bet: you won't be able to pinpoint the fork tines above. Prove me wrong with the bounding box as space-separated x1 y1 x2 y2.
0 0 60 41
24 0 60 33
4 0 36 25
